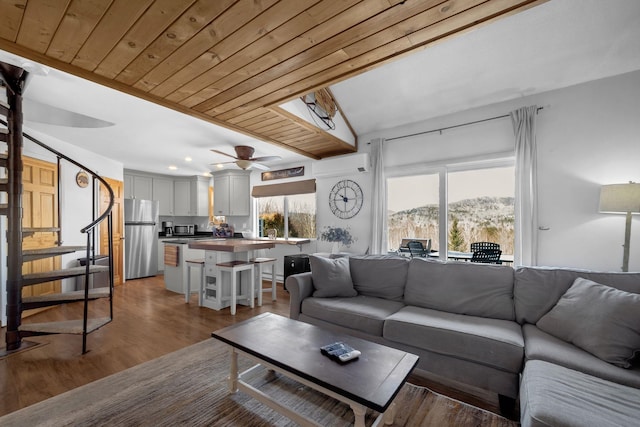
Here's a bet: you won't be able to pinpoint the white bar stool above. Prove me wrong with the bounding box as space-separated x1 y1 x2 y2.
185 258 205 305
251 257 277 306
216 260 254 315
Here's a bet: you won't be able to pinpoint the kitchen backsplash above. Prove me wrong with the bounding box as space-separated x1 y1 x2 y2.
158 215 251 234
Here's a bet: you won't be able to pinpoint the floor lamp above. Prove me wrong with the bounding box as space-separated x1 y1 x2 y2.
599 182 640 272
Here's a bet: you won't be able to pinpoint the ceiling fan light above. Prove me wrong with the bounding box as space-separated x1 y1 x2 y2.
236 159 252 170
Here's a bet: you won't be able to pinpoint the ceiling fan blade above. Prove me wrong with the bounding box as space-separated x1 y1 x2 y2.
209 161 236 165
250 162 270 171
251 155 282 162
210 149 238 160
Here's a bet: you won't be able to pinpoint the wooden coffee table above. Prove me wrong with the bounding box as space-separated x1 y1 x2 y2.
212 312 419 427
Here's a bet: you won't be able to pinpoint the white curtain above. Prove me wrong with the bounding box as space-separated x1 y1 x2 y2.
511 106 539 266
369 138 387 254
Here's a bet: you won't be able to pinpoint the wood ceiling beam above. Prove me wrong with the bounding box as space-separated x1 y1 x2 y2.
0 0 549 160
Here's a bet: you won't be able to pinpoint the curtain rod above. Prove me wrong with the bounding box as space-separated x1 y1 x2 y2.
372 106 544 143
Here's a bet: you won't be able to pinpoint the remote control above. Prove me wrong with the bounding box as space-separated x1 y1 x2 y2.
338 350 361 363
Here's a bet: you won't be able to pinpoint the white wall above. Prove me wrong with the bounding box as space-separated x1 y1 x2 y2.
532 70 640 271
354 69 640 272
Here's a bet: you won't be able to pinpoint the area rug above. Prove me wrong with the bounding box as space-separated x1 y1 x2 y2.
0 339 516 426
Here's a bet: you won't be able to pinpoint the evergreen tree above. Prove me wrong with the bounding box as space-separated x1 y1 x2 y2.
449 217 465 251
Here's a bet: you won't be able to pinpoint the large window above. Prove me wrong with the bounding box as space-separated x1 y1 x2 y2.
257 193 316 239
387 164 514 256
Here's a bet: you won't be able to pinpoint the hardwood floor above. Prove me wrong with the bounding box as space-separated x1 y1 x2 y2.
1 275 510 419
0 275 290 417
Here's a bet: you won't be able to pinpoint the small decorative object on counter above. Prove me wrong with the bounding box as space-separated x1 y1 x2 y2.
214 223 233 237
267 228 277 239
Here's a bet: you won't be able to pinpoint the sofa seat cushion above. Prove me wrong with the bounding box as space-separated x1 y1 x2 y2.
523 324 640 388
383 306 524 373
404 258 515 320
520 360 640 427
300 295 405 336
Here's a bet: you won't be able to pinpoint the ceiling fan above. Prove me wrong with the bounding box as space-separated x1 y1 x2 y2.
211 145 281 170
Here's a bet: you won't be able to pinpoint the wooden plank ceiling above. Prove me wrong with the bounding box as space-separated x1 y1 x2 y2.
0 0 546 160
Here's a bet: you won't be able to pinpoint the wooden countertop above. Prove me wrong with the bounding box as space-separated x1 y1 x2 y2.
251 237 311 245
187 239 276 252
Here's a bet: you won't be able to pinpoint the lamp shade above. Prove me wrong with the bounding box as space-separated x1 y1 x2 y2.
599 183 640 214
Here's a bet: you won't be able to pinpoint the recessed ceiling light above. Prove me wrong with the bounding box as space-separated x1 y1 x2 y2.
203 172 212 177
168 165 177 170
216 164 224 169
185 157 192 162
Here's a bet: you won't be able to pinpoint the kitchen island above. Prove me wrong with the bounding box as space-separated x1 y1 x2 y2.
187 238 277 252
187 239 278 311
162 239 206 295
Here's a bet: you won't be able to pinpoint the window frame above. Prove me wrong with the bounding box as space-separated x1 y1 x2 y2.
254 192 317 239
386 154 515 258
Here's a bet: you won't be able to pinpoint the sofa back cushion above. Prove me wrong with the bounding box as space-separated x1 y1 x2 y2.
514 266 640 324
349 255 410 302
404 258 515 320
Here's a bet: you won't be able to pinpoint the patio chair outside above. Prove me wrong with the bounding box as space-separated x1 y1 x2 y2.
470 248 502 264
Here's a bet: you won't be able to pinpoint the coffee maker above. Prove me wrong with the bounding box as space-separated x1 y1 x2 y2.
162 221 174 237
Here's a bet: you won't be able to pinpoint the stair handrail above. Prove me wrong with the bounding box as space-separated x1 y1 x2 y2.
0 117 115 232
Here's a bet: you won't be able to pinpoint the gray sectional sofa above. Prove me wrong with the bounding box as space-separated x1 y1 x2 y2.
286 255 640 425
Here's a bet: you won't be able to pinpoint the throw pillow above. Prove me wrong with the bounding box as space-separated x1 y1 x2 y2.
309 255 357 298
536 277 640 368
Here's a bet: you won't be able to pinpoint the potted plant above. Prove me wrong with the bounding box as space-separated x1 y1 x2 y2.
319 226 355 253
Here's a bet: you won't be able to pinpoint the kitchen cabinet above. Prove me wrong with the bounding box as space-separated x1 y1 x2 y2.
124 173 152 200
123 172 210 216
191 176 211 217
162 241 204 295
173 180 191 216
173 177 211 216
153 177 174 215
213 170 250 216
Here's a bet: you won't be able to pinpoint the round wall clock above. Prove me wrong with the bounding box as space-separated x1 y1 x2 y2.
329 179 363 219
75 170 89 188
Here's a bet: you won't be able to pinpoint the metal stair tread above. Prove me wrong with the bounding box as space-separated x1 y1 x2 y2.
18 317 112 335
23 246 86 257
23 265 110 283
23 226 61 233
23 288 110 304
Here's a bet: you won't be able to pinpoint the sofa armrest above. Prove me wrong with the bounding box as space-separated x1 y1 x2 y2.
286 272 314 319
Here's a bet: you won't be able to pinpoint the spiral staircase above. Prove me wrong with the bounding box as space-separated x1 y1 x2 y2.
1 62 114 355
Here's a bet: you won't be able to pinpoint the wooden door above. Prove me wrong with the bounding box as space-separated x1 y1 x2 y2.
21 157 60 313
99 177 124 286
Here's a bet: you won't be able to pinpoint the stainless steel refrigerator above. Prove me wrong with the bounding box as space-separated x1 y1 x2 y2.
124 198 159 279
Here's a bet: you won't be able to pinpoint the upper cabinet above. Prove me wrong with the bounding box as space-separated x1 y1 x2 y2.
174 177 211 216
213 170 250 216
153 177 174 216
124 171 211 217
124 174 152 200
192 176 211 217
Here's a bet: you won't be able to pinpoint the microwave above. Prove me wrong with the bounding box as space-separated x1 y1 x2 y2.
174 224 195 236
